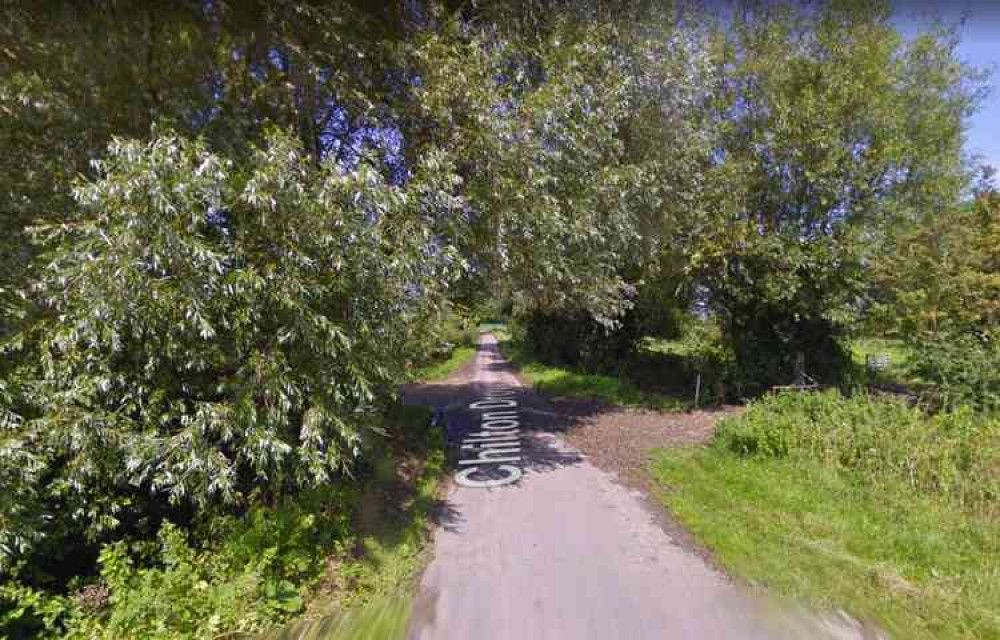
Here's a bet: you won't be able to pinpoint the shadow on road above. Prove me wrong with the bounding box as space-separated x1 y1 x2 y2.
426 496 463 534
399 338 726 546
401 365 594 477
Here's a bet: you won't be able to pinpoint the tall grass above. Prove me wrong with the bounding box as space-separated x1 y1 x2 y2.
649 452 1000 639
652 392 1000 638
717 391 1000 516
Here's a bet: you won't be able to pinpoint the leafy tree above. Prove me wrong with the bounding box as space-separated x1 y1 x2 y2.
0 0 413 339
691 0 983 385
401 15 647 323
1 130 463 570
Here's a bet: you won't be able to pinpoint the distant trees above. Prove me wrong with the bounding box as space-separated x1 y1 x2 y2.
442 0 988 390
688 0 983 386
868 177 1000 409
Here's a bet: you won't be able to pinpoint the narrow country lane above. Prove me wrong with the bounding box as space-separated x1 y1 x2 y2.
406 334 877 640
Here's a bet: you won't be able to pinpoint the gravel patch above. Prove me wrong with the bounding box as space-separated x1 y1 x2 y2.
534 395 744 570
549 396 742 491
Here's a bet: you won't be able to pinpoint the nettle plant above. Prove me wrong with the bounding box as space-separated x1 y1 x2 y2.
0 131 463 568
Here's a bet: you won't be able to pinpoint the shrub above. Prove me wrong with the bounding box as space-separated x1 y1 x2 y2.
1 406 439 639
517 308 641 373
0 491 355 639
717 390 1000 514
0 582 72 640
908 332 1000 412
0 131 464 572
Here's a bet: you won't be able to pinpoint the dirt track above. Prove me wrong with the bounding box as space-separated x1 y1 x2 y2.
404 334 880 640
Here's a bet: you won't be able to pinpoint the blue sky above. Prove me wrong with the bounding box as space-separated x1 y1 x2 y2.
893 0 1000 171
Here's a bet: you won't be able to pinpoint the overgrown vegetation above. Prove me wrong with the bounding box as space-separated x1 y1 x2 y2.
650 391 1000 639
2 406 444 639
1 0 997 636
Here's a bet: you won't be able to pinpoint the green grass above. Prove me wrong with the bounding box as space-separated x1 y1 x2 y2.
256 595 412 640
410 346 476 382
849 337 913 382
648 391 1000 639
641 336 697 357
850 337 910 364
335 434 445 610
496 335 688 410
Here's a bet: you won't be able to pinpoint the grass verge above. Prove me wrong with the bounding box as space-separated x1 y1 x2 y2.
648 392 1000 639
410 346 476 382
256 595 412 640
255 406 446 639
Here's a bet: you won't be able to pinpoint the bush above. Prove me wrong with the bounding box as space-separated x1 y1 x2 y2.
717 390 1000 514
1 405 441 639
0 132 463 573
908 332 1000 412
517 308 641 373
